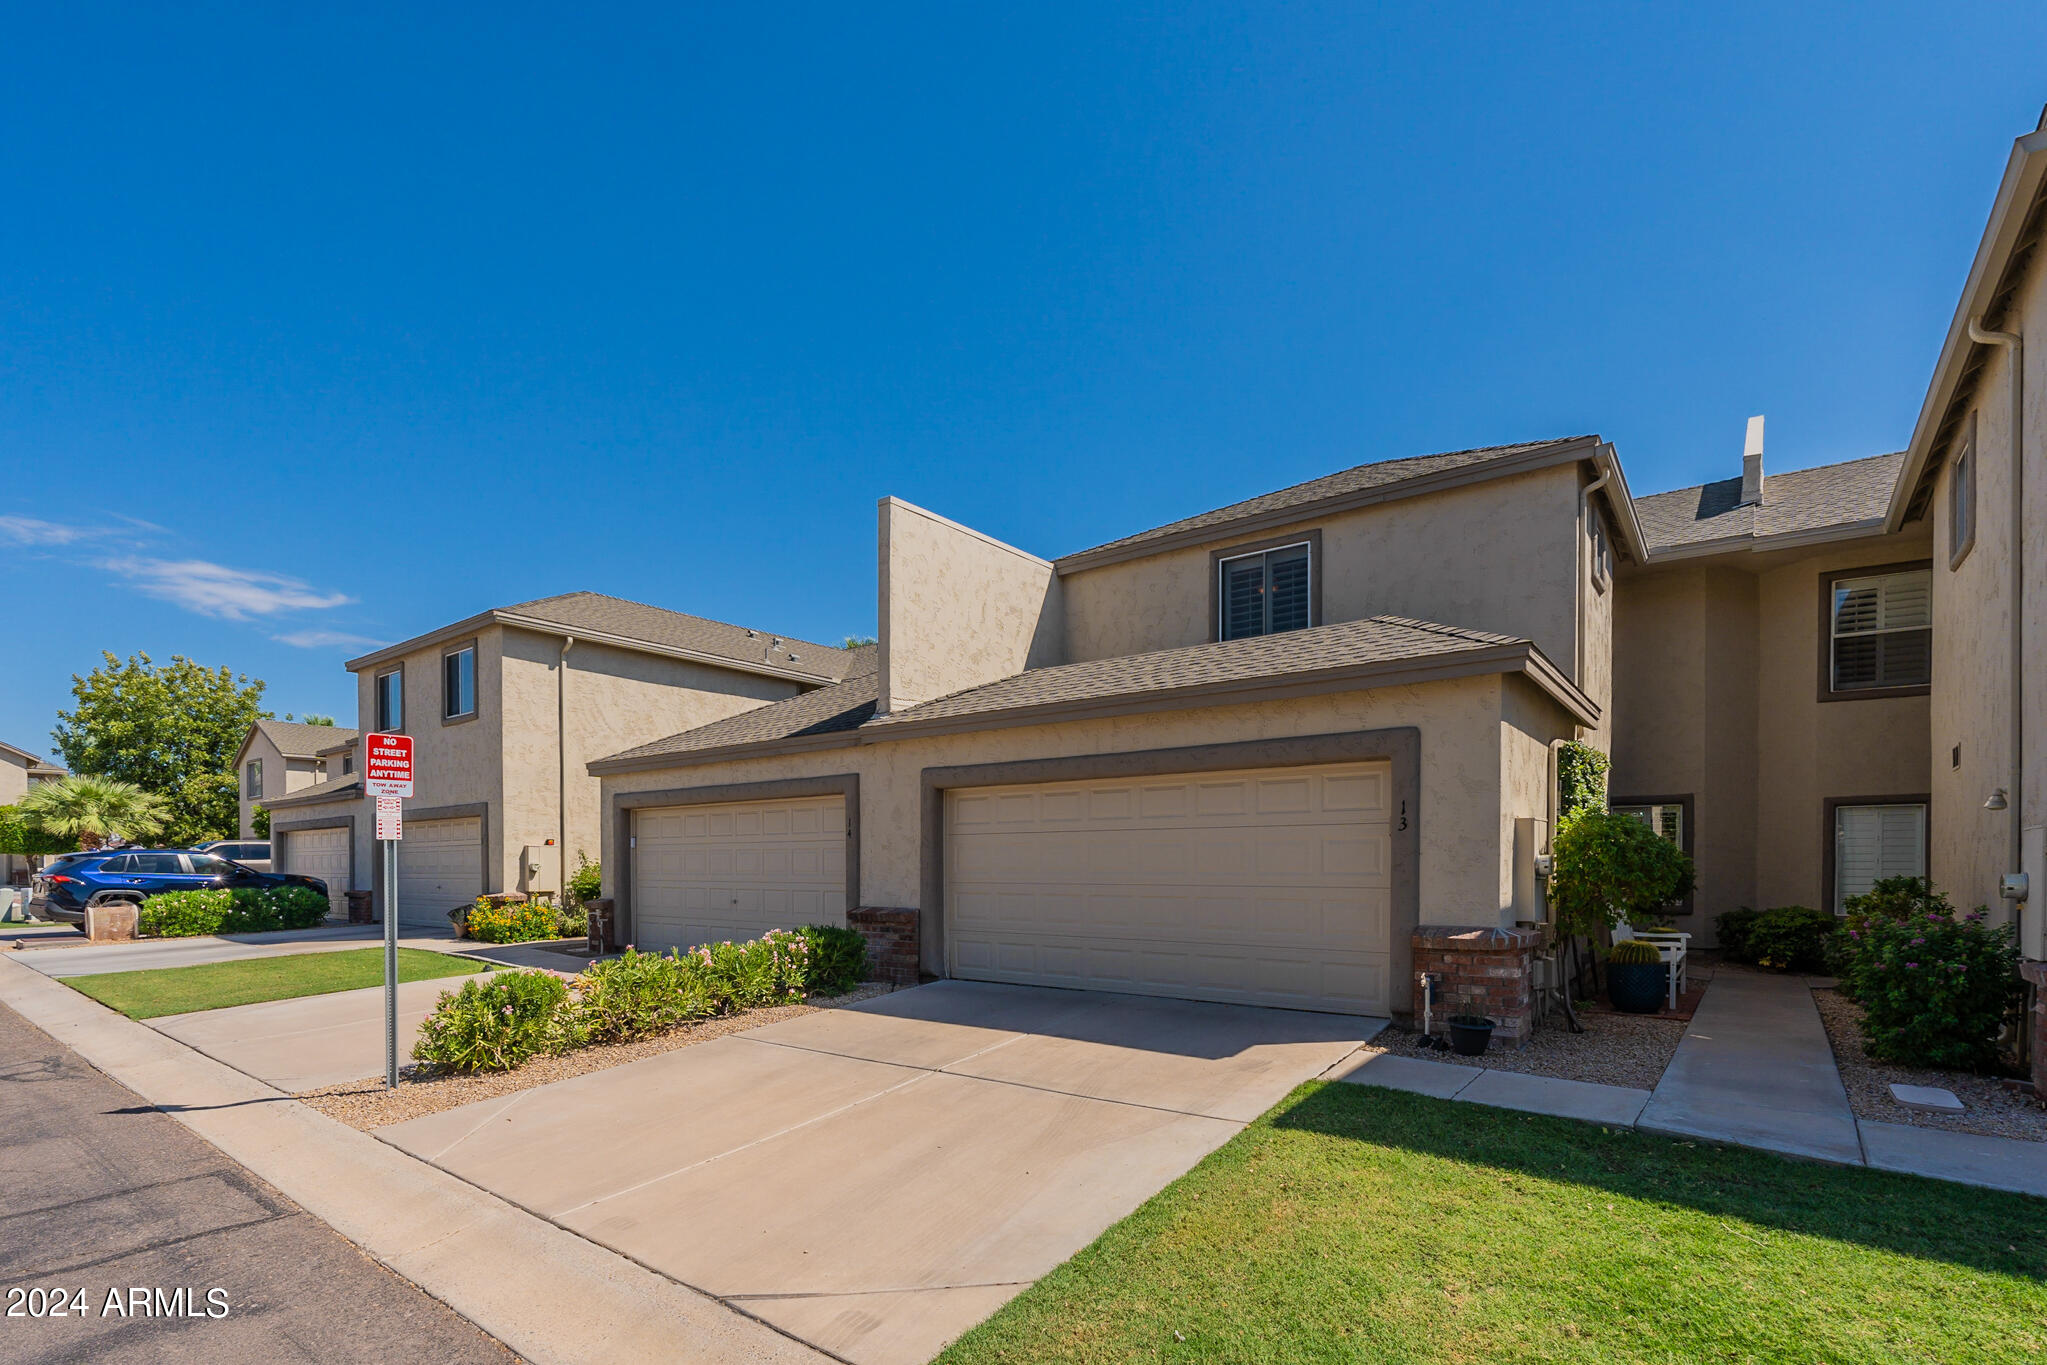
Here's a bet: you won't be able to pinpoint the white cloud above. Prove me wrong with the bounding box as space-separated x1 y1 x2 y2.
0 515 85 546
273 629 388 650
100 557 354 620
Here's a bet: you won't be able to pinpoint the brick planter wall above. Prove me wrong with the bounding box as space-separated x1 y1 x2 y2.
848 907 920 987
1411 924 1538 1046
344 890 374 924
2021 962 2047 1096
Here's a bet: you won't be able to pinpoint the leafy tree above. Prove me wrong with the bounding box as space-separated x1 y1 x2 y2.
0 805 77 867
252 804 271 839
51 652 267 846
1549 808 1695 940
294 714 337 726
19 775 170 849
841 635 877 648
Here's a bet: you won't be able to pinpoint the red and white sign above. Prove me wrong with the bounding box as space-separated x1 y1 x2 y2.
375 795 403 841
364 732 415 798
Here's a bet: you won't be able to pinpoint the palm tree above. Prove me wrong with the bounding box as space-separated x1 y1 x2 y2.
19 775 171 850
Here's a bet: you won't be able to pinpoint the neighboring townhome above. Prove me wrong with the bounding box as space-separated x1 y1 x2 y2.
590 437 1635 1031
1612 425 1933 936
232 719 361 838
268 592 852 929
1 740 66 886
1887 109 2047 962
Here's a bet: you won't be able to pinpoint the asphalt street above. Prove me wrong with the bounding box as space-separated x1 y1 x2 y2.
0 997 512 1363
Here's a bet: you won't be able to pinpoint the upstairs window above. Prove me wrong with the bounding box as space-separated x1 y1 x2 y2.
443 645 477 720
1219 542 1313 641
1826 566 1931 697
244 759 263 799
375 668 404 731
340 750 355 776
1949 426 1976 567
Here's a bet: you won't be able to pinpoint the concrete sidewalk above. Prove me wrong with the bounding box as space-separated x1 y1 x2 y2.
1334 975 2047 1200
0 952 829 1365
19 923 463 977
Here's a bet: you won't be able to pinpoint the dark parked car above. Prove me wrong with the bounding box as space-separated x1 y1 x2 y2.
29 849 326 926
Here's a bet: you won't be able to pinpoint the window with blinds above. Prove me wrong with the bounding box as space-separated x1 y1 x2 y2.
1615 802 1682 847
1833 803 1926 913
1218 542 1312 641
1829 569 1931 692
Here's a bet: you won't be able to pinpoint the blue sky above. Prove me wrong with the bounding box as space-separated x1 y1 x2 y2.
4 5 2045 754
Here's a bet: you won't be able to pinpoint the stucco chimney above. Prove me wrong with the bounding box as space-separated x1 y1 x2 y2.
1739 414 1765 507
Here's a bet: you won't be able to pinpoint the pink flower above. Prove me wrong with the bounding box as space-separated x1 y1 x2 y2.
1905 962 1920 969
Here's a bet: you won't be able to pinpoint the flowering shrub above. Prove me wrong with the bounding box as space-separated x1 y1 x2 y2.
795 924 868 995
464 896 563 944
412 971 575 1073
691 930 809 1008
138 885 331 937
1839 897 2022 1071
565 853 602 909
573 948 716 1044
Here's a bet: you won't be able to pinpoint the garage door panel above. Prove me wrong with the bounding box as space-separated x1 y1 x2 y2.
281 827 350 917
395 818 482 928
633 795 847 955
947 761 1393 1015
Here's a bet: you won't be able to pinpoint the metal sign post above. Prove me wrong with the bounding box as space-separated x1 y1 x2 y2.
365 734 416 1090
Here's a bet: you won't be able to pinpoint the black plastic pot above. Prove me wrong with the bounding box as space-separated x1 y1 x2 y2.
1607 960 1668 1014
1446 1015 1495 1056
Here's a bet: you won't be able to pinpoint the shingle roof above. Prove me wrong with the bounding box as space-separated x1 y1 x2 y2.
255 719 360 759
1060 437 1598 564
1634 452 1904 552
864 617 1527 729
259 773 362 808
430 592 852 681
0 739 54 769
595 646 880 767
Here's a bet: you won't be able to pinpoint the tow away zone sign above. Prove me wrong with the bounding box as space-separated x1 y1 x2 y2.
364 732 414 798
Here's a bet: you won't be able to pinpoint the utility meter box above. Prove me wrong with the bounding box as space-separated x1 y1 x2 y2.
519 843 561 896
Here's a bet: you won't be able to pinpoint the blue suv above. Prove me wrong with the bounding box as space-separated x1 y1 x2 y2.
30 849 327 925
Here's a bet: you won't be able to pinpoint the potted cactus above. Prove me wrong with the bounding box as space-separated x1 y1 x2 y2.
1606 939 1667 1013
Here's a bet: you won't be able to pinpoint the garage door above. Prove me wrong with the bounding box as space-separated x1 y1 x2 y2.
281 827 350 917
396 817 483 929
632 796 846 953
946 761 1393 1015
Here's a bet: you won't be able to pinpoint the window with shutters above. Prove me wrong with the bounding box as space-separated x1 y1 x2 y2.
1611 794 1694 913
1822 565 1931 699
1831 801 1926 914
1217 541 1313 641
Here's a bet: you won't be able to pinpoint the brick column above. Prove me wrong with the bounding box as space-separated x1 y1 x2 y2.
1411 925 1538 1046
847 908 919 987
2021 963 2047 1097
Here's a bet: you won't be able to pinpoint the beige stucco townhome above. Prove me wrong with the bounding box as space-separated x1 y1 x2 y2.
232 719 361 838
264 592 854 928
590 440 1635 1031
1 740 66 886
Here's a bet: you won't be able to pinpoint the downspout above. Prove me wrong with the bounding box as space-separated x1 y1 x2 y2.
558 635 575 892
1967 317 2025 954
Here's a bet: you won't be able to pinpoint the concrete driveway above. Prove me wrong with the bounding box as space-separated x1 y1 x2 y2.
378 981 1383 1364
153 974 494 1090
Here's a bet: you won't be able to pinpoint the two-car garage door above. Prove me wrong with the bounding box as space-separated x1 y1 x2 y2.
945 761 1393 1016
631 796 847 953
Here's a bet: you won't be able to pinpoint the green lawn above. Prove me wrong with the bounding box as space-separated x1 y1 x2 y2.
939 1082 2047 1365
70 947 492 1020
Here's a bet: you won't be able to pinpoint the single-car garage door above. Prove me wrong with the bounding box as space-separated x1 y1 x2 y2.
632 796 847 953
946 761 1393 1015
280 826 350 917
396 817 483 929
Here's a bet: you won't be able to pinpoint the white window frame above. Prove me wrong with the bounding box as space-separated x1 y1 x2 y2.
375 667 404 732
245 758 262 800
1589 506 1613 593
1216 540 1315 642
443 644 477 721
1949 423 1976 568
1831 801 1928 914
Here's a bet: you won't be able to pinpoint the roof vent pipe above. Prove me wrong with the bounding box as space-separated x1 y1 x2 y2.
1739 415 1765 506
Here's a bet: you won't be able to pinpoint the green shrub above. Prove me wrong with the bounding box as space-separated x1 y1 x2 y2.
574 948 716 1044
137 884 330 937
1607 939 1662 965
1556 741 1609 821
1842 904 2023 1071
795 924 868 995
1549 809 1695 938
412 971 575 1074
565 853 602 909
1743 906 1838 973
1715 907 1759 961
464 896 562 944
687 931 808 1008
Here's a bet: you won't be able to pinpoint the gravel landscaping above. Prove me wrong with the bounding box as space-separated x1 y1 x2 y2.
1812 986 2047 1144
299 981 895 1130
1355 1008 1687 1090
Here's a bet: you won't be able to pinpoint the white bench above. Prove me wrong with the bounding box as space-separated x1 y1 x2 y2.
1612 923 1690 1010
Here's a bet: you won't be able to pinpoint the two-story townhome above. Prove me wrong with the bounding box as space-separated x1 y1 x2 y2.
263 592 853 928
231 719 361 838
1 740 66 886
589 437 1635 1031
